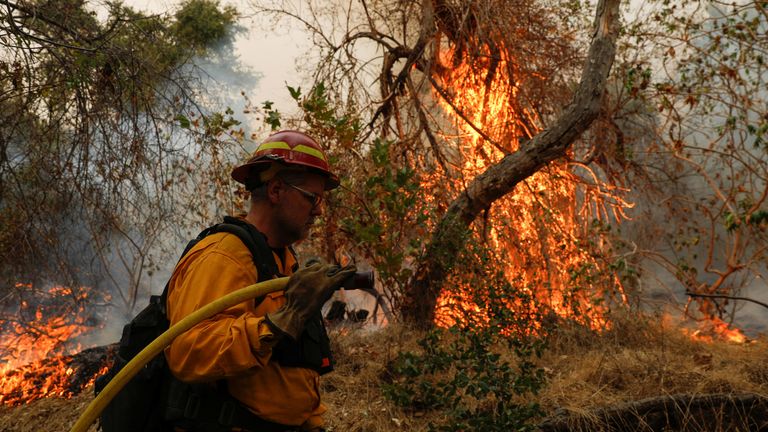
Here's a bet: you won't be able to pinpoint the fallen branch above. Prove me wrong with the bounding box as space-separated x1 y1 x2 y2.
539 393 768 432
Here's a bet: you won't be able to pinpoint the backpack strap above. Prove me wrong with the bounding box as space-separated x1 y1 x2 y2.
218 215 279 283
159 216 284 313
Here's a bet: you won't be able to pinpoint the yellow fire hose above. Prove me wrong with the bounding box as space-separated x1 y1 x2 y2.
69 277 289 432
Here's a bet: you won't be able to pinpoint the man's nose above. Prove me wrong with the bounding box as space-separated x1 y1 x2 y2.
311 201 323 217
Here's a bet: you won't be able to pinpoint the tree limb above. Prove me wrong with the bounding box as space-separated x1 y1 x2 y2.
686 291 768 311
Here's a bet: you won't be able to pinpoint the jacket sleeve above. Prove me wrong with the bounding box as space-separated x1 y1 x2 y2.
164 245 279 382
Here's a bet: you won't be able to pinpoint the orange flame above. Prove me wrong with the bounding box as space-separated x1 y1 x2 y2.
427 44 631 331
0 283 110 405
686 316 748 344
422 43 749 343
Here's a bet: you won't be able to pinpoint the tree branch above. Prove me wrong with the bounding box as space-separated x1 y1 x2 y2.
686 291 768 311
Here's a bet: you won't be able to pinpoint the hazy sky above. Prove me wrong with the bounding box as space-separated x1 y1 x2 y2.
122 0 311 115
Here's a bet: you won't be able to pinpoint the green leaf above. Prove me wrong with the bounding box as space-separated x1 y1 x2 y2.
287 85 302 100
176 114 191 129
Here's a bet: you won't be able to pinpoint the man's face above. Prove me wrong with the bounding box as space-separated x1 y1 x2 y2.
275 173 326 244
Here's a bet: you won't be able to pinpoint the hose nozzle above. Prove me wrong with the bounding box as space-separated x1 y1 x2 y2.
340 270 375 290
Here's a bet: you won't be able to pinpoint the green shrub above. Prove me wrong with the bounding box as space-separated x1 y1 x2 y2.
383 276 546 431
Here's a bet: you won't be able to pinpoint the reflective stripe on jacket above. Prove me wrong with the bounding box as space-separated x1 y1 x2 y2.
164 229 326 428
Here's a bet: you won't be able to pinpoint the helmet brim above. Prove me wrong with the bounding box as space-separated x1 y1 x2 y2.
232 159 340 190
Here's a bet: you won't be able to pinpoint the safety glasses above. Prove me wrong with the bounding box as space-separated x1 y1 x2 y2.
286 183 323 208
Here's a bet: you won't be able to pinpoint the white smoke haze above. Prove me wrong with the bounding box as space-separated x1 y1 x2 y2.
618 0 768 336
46 0 296 346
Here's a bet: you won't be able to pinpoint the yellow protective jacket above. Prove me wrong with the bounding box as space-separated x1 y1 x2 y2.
164 225 326 430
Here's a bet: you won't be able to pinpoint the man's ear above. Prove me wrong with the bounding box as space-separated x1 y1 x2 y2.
266 179 283 204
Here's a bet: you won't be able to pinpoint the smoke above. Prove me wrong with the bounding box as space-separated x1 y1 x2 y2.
30 23 269 349
617 1 768 336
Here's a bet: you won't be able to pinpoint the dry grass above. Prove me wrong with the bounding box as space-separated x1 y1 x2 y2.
539 312 768 415
0 391 98 432
322 314 768 431
320 323 438 432
1 313 766 431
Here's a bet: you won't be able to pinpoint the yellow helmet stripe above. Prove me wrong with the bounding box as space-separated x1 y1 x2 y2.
257 141 292 152
293 144 327 161
257 142 327 162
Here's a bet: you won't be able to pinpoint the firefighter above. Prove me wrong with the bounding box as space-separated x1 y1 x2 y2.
163 130 355 432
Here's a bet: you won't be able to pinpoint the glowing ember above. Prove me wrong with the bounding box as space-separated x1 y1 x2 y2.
0 282 110 405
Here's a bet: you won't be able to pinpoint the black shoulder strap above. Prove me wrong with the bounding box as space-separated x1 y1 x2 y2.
159 216 283 310
218 216 279 283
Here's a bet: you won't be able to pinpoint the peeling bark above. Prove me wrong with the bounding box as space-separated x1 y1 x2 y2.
402 0 622 325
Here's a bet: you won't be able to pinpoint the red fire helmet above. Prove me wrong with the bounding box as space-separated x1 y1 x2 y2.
231 130 340 190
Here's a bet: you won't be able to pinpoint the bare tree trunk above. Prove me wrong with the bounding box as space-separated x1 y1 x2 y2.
402 0 622 325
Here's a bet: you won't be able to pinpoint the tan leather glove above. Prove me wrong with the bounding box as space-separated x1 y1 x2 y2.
266 262 356 340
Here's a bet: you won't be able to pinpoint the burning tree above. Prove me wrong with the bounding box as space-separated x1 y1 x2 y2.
250 0 625 328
